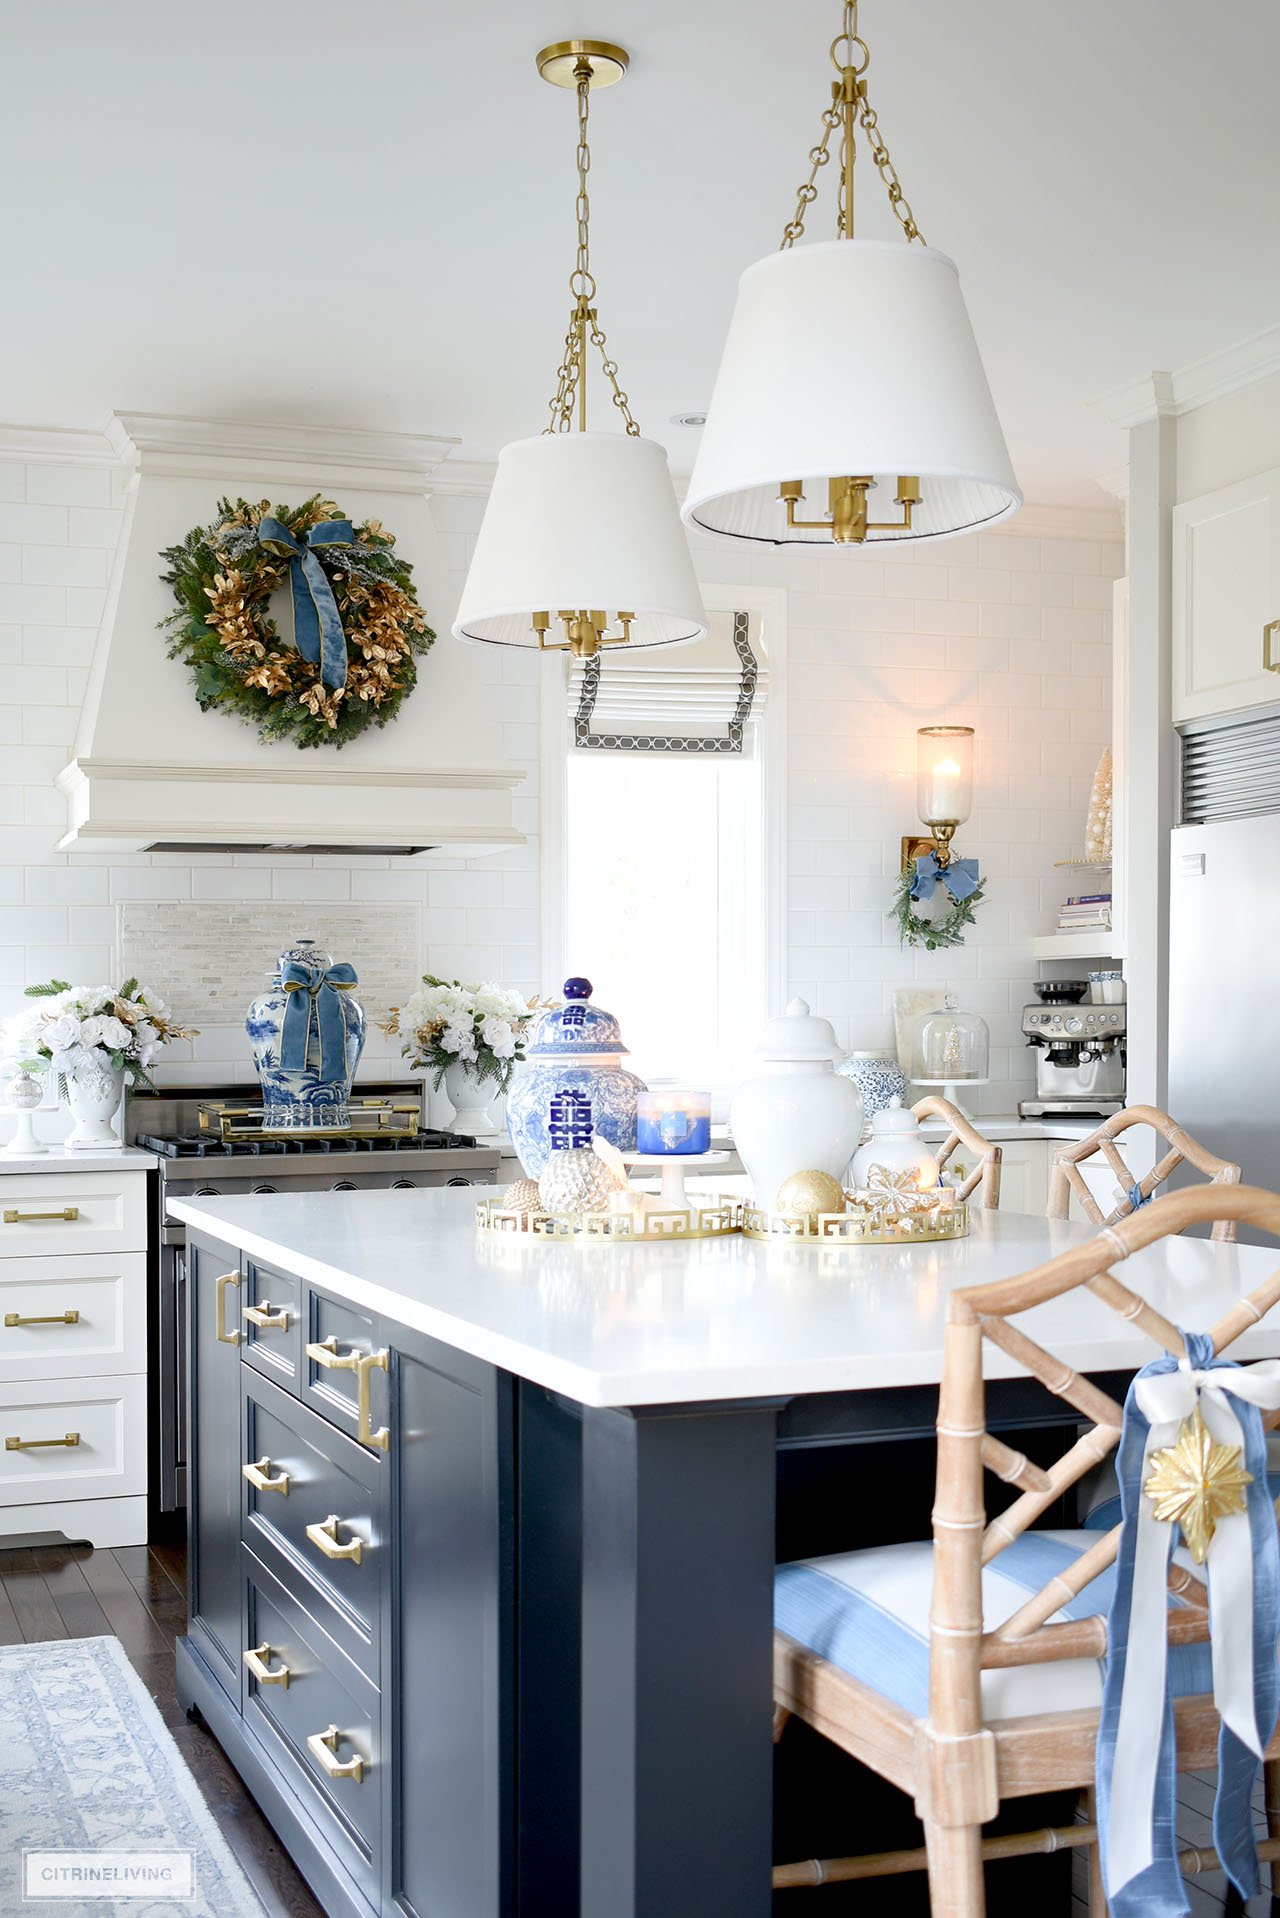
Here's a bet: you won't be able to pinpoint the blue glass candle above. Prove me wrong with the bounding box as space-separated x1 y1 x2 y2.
635 1091 711 1156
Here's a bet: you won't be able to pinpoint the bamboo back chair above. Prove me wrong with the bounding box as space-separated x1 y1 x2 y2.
1047 1103 1241 1242
773 1184 1280 1917
910 1095 1002 1209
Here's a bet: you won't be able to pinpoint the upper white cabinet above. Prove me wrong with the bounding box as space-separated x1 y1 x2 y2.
1173 468 1280 722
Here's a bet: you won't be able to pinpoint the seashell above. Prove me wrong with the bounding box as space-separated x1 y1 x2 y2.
502 1178 543 1217
538 1147 627 1217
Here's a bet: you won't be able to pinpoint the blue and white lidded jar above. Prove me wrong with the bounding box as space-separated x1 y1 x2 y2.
505 977 647 1178
245 936 366 1131
836 1050 908 1141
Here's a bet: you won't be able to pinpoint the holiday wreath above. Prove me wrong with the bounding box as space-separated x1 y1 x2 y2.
159 495 435 749
892 851 985 951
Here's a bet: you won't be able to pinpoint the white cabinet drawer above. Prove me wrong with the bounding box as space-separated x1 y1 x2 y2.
0 1375 145 1505
0 1252 146 1382
0 1172 149 1257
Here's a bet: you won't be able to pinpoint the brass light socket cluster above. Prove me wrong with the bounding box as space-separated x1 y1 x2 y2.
779 474 921 545
532 609 636 659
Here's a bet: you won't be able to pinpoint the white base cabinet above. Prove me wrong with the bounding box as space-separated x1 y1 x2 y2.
0 1163 150 1547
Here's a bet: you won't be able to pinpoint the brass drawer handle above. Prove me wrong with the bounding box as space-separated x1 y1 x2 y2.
4 1310 79 1328
5 1431 80 1451
306 1514 364 1565
215 1272 241 1346
3 1207 79 1224
1266 619 1280 673
306 1336 360 1373
306 1724 364 1784
356 1349 390 1453
243 1642 291 1687
242 1456 289 1495
243 1301 290 1331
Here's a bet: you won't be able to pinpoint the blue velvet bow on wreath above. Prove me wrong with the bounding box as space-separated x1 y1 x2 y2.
909 851 981 903
257 516 355 691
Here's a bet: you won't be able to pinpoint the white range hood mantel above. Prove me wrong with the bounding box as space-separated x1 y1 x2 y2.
58 412 524 858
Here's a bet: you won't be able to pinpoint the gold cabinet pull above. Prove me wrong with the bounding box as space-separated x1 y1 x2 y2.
242 1456 289 1495
243 1642 291 1687
1266 619 1280 673
243 1301 290 1331
356 1349 390 1453
306 1724 364 1784
3 1207 79 1224
306 1513 364 1566
215 1272 241 1346
4 1310 79 1328
306 1336 360 1373
5 1431 80 1451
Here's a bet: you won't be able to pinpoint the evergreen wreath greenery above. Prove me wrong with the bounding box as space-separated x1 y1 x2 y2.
159 494 435 750
891 863 986 951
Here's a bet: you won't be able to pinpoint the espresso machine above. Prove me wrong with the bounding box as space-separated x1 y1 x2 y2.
1018 981 1126 1118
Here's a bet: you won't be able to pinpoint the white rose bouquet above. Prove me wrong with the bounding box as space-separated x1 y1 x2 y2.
3 977 198 1094
382 976 543 1095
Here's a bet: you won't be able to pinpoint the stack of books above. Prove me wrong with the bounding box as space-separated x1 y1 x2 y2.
1057 890 1112 932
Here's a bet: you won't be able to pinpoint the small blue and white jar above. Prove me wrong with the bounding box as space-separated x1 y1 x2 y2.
836 1049 908 1141
245 936 366 1130
505 977 647 1178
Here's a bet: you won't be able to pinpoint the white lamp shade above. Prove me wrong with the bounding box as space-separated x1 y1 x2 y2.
682 240 1021 547
454 433 708 649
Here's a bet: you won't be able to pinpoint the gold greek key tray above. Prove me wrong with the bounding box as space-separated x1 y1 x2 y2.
475 1195 745 1243
741 1199 969 1245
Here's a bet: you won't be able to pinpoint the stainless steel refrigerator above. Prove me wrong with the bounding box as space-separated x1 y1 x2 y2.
1168 815 1280 1200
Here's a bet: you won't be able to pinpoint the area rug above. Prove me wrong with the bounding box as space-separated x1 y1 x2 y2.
0 1635 264 1915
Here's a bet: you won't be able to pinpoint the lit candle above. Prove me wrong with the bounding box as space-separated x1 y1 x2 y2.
924 757 964 820
636 1091 711 1156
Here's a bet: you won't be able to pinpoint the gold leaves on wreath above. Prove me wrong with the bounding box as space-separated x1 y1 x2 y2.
1142 1405 1253 1564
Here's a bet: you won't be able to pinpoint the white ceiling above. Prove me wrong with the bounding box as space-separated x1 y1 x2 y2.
4 1 1279 507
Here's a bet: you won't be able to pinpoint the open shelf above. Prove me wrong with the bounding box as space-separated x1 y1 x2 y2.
1032 931 1123 961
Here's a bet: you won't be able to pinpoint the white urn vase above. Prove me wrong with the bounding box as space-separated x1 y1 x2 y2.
64 1056 127 1151
442 1061 498 1139
729 999 864 1210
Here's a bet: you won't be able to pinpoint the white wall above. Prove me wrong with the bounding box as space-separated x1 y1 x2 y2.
0 443 1119 1134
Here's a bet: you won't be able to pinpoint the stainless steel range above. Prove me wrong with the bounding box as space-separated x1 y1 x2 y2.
127 1081 502 1513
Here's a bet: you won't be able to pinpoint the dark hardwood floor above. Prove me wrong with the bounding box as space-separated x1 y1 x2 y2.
0 1538 323 1918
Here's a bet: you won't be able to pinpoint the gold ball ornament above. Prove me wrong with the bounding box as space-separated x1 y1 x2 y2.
538 1147 627 1217
775 1169 848 1230
502 1179 543 1217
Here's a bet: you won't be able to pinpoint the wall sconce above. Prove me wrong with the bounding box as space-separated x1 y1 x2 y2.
901 725 974 871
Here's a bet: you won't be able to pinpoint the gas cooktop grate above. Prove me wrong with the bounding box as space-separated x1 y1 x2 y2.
136 1129 478 1159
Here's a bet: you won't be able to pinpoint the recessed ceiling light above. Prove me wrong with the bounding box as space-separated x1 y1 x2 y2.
671 412 707 428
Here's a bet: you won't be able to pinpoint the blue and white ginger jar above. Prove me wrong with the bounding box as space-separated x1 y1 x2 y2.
506 977 647 1178
836 1049 908 1140
245 936 366 1130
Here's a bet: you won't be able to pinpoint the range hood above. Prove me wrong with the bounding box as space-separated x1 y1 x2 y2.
57 413 524 858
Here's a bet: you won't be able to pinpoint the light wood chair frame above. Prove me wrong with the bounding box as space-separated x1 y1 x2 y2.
773 1183 1280 1916
1046 1102 1241 1243
910 1095 1002 1209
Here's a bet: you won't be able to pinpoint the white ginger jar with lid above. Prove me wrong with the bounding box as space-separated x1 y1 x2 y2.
729 998 864 1210
849 1098 941 1190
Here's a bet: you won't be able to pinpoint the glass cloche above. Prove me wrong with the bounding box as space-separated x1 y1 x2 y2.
908 993 990 1088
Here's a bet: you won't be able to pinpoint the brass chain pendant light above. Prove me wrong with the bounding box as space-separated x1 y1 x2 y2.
454 41 706 658
682 0 1020 551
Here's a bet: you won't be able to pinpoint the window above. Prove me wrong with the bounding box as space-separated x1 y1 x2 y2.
541 589 786 1089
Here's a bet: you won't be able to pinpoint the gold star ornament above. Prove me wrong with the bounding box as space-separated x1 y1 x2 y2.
1142 1406 1253 1564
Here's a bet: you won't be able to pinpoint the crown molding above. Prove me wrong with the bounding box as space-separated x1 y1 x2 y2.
107 412 459 482
0 421 120 465
1096 323 1280 430
427 457 498 498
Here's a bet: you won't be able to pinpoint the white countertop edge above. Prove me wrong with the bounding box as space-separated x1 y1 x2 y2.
0 1145 159 1174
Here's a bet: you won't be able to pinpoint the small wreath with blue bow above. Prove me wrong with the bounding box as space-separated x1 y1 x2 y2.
892 850 985 950
159 495 435 748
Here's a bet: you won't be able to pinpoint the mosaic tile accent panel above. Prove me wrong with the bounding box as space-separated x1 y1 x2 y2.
117 901 422 1027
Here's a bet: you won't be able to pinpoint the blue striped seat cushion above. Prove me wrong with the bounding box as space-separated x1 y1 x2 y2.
775 1528 1212 1721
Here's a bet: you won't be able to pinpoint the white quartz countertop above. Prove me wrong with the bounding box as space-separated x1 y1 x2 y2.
169 1188 1280 1409
0 1145 159 1174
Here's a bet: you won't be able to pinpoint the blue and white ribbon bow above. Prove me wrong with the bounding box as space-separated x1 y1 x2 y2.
909 851 981 903
279 959 358 1077
1096 1331 1280 1916
257 516 355 691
